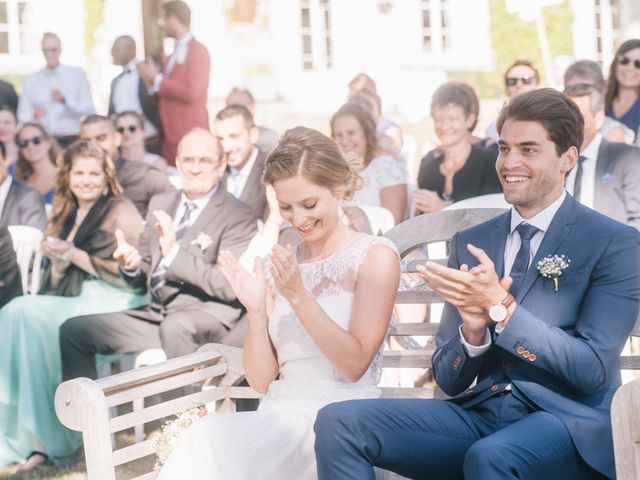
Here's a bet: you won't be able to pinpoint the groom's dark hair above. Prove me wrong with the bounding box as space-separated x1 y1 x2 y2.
496 88 584 156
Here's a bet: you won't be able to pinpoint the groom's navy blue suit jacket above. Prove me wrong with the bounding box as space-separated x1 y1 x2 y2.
433 194 640 479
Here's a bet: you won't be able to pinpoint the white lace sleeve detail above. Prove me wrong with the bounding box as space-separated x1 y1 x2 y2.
370 155 408 189
352 235 400 276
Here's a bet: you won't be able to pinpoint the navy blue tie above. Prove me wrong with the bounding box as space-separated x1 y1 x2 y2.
509 223 540 297
573 155 587 202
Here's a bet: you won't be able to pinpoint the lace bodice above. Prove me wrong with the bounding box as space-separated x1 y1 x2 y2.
268 234 398 389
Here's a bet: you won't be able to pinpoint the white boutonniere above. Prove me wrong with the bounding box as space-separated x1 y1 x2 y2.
536 255 570 291
190 233 213 252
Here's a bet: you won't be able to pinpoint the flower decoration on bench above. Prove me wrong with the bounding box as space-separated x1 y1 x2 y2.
154 403 208 470
535 255 570 292
191 232 213 252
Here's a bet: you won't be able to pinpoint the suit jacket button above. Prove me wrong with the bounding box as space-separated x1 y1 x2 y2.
505 361 515 371
529 354 537 362
491 385 499 392
523 351 531 359
516 346 525 355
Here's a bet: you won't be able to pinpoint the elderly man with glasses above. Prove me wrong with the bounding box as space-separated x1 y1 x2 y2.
59 128 258 382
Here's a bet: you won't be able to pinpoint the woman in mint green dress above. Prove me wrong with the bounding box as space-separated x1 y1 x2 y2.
0 140 148 471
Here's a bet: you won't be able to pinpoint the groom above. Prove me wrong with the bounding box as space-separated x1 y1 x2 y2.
314 88 640 479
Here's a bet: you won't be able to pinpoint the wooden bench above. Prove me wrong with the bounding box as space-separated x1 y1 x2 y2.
54 208 640 479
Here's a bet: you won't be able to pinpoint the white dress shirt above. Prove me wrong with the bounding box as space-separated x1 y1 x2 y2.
226 148 259 199
111 59 158 138
17 64 95 136
152 32 193 93
461 191 567 356
565 133 600 209
0 175 13 220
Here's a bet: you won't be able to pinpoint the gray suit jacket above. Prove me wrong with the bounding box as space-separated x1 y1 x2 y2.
0 179 46 230
593 139 640 230
126 186 258 327
236 148 269 221
115 157 174 218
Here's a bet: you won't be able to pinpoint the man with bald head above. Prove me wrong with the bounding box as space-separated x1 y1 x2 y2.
108 35 159 148
60 128 258 381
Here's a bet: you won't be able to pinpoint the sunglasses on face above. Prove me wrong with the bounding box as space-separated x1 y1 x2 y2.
116 125 139 134
17 135 47 148
505 76 535 87
617 55 640 69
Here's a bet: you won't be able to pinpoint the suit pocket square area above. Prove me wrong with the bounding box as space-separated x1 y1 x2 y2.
601 173 614 183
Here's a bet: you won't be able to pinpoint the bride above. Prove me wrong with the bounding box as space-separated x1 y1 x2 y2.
158 126 400 479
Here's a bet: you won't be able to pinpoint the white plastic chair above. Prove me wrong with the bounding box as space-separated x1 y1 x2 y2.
7 225 43 295
445 193 510 210
360 205 396 235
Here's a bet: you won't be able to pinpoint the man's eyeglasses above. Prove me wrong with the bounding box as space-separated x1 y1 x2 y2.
116 125 139 134
617 55 640 69
17 135 47 148
505 76 536 87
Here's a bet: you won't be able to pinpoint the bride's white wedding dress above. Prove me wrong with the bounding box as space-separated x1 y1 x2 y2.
158 234 398 480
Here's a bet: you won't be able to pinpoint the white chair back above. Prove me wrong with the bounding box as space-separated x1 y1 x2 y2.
8 225 43 295
360 205 396 235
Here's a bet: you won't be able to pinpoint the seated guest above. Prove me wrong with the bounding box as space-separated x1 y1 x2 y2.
565 83 640 230
605 39 640 144
0 227 22 307
331 102 408 224
564 59 634 143
15 122 59 206
215 104 268 220
315 88 640 480
0 80 18 113
0 140 147 472
225 87 279 154
0 139 46 229
114 111 168 172
413 82 502 213
349 90 402 160
60 129 258 382
347 72 403 151
79 115 173 217
0 105 19 169
485 59 540 142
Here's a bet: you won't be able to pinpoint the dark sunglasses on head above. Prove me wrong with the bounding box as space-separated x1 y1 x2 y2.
116 125 139 134
17 135 47 148
505 76 535 87
618 55 640 69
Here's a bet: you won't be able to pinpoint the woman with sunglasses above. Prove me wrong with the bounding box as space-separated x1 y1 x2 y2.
605 39 640 143
114 111 168 173
0 140 147 472
15 122 59 205
0 105 19 171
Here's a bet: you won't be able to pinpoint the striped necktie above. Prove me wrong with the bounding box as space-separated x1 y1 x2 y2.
149 202 196 302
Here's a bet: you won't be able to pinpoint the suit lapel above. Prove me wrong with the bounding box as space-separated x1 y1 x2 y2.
515 195 576 302
490 211 511 278
1 182 18 226
593 140 610 209
239 150 266 204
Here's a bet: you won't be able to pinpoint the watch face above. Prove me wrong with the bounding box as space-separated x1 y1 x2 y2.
489 303 507 322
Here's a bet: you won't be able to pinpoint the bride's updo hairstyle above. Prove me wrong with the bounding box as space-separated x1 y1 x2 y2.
262 126 363 200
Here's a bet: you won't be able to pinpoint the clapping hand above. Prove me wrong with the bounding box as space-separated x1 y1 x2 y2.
153 210 176 257
218 250 267 316
412 188 447 213
270 244 305 303
113 229 141 271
